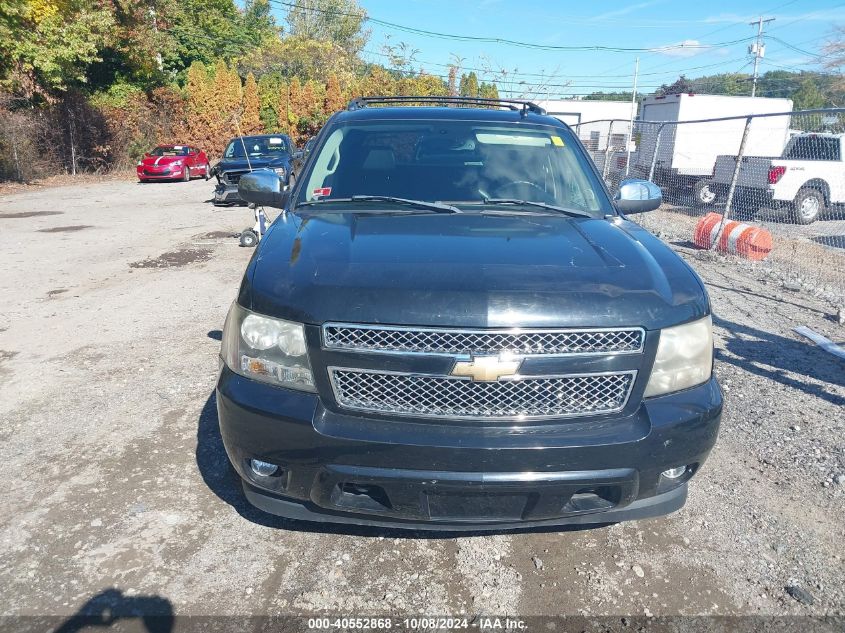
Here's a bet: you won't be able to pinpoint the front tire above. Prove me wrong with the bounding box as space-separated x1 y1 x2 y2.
239 230 258 248
792 187 824 224
693 179 718 207
182 166 191 182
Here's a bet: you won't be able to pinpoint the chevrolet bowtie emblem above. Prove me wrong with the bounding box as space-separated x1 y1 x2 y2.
451 355 522 382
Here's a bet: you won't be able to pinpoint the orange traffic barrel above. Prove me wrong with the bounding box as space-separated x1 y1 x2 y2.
693 212 772 261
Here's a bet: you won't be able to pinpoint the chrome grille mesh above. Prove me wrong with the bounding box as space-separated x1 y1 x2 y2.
323 325 643 356
330 369 636 419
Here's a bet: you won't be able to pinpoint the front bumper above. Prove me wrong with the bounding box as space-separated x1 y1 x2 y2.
216 366 722 530
214 182 243 204
137 166 184 180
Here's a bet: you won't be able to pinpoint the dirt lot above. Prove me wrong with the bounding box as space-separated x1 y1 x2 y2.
0 178 843 627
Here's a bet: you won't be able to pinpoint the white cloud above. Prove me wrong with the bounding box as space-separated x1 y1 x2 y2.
652 39 711 57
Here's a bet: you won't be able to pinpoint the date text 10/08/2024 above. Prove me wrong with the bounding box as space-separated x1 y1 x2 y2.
306 617 528 630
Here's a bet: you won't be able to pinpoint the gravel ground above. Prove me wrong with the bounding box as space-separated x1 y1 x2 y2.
0 178 843 627
635 205 845 302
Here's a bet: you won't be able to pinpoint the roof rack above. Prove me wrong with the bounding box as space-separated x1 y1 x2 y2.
347 96 546 116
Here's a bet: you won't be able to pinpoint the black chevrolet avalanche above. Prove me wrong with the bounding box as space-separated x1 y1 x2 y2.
217 96 722 531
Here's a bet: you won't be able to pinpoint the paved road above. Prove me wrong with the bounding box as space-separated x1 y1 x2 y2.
0 178 842 626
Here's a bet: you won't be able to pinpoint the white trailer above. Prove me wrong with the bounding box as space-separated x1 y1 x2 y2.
635 94 793 189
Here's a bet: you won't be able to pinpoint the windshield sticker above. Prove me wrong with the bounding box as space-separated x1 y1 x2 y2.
173 145 184 149
312 187 331 197
269 138 283 145
550 136 564 147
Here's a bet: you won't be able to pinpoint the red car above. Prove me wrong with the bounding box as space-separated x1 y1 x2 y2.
137 145 210 182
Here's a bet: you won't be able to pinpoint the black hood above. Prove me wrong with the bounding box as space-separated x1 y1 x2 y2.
242 212 708 330
217 156 289 171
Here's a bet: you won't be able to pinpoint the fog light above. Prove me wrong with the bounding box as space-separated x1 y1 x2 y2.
662 466 687 479
250 459 279 477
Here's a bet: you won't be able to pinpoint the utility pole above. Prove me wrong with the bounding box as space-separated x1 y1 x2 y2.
749 16 775 97
625 57 639 176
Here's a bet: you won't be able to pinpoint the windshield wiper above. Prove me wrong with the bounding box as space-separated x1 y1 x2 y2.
297 196 460 214
478 198 593 218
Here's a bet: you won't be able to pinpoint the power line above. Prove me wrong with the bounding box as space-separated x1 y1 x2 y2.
768 36 824 60
269 0 756 53
591 0 803 78
765 1 845 32
363 48 753 80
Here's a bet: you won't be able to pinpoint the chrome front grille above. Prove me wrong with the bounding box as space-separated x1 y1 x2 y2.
329 368 636 420
322 324 644 356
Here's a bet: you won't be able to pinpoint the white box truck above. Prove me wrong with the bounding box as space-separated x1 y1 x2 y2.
635 94 793 197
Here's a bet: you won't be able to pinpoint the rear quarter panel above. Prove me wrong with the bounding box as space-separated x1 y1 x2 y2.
769 159 845 203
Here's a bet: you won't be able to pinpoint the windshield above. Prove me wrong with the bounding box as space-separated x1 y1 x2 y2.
296 120 611 216
225 136 289 158
151 146 189 156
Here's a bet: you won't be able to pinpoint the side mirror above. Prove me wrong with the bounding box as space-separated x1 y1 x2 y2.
238 169 289 208
614 178 662 214
292 150 304 160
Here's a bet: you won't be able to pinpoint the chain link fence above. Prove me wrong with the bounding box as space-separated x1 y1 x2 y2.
576 109 845 302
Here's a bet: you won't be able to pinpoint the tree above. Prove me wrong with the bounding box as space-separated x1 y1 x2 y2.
285 0 369 55
459 72 479 98
583 91 635 102
447 66 458 97
400 73 448 98
184 61 217 150
214 61 242 138
257 73 282 130
1 0 116 99
238 36 355 84
241 72 262 134
359 66 395 97
823 27 845 89
287 76 303 135
241 0 278 46
324 73 345 113
159 0 274 76
792 78 827 110
478 81 499 100
276 79 291 135
657 75 694 96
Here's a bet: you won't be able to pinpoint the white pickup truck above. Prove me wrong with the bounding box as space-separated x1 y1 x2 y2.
695 133 845 224
767 133 845 223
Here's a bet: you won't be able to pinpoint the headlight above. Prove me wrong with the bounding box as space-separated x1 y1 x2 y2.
221 303 315 392
273 167 286 177
644 316 713 397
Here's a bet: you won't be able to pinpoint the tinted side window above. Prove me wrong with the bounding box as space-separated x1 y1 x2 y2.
784 137 841 161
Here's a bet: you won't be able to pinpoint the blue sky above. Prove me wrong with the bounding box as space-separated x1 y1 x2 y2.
269 0 844 97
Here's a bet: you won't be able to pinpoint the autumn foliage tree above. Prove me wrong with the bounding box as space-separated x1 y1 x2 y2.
0 0 504 179
241 72 262 135
324 74 345 114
